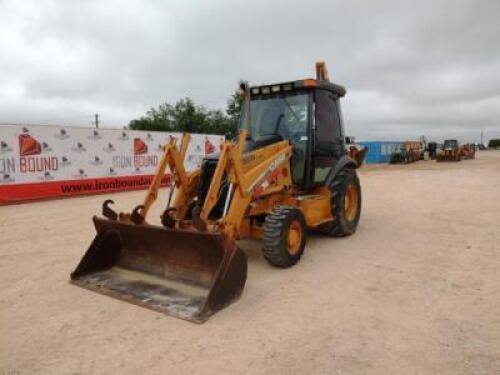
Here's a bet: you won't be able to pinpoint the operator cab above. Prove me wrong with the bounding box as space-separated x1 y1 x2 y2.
240 78 347 188
443 139 458 150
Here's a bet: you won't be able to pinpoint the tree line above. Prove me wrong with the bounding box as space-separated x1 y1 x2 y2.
488 139 500 149
128 82 244 136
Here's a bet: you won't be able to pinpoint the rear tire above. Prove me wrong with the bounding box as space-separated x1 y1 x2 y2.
318 168 362 237
262 206 307 268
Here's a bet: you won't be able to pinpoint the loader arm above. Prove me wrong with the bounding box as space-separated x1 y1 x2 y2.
198 131 246 225
197 130 293 239
139 133 193 220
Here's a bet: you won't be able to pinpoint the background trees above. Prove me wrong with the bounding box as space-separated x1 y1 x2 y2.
128 81 245 136
487 139 500 149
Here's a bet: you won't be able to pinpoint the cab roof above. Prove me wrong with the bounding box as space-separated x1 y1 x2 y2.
249 79 346 98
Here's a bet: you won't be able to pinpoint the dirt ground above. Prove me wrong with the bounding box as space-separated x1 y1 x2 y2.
1 151 499 375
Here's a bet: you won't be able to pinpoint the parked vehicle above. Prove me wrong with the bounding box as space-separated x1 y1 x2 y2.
389 141 422 164
461 143 476 159
70 62 363 323
436 139 461 162
345 137 367 167
427 142 438 160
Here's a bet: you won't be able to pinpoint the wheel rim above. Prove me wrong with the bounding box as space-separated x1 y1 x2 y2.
287 220 302 255
344 183 359 222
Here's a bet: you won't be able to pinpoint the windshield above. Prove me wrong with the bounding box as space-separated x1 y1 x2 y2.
240 92 309 141
240 91 310 185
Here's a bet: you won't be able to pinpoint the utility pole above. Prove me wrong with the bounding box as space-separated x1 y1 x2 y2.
94 113 99 129
480 130 484 146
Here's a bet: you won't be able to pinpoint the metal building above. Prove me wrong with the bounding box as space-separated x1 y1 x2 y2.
360 141 402 164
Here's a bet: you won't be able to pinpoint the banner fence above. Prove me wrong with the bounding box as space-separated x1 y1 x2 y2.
0 124 224 204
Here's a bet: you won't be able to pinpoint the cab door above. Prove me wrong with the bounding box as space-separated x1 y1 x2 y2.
311 89 345 185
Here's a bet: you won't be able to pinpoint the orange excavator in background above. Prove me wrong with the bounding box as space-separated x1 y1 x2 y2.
461 143 476 159
71 62 363 323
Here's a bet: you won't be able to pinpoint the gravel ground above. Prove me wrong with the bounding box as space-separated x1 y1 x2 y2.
1 151 499 375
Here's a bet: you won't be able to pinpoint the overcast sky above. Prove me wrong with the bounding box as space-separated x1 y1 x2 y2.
1 0 499 142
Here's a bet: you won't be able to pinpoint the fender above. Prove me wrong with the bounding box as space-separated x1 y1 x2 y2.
324 156 357 187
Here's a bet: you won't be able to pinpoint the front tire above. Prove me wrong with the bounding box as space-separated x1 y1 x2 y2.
318 168 362 237
262 206 307 268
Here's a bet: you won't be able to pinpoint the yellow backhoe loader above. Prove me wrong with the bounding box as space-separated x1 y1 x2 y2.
71 62 362 323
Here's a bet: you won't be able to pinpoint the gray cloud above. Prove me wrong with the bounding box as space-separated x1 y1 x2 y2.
0 0 499 142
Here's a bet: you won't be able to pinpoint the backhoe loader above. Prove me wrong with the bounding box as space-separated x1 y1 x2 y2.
71 62 362 323
436 139 461 162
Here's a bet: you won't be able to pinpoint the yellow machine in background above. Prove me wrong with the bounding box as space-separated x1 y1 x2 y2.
71 62 362 323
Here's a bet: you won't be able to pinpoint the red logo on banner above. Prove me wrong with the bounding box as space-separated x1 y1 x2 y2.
133 137 158 168
19 134 42 156
134 138 148 155
205 137 215 155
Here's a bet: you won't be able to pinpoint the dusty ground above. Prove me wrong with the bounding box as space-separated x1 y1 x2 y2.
1 151 499 375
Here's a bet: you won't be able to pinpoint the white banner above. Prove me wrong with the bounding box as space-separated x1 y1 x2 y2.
0 124 225 203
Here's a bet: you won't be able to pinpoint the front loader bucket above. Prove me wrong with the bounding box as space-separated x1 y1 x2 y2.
71 217 247 323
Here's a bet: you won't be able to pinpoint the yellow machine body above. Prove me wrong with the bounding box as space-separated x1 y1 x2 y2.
71 62 361 323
